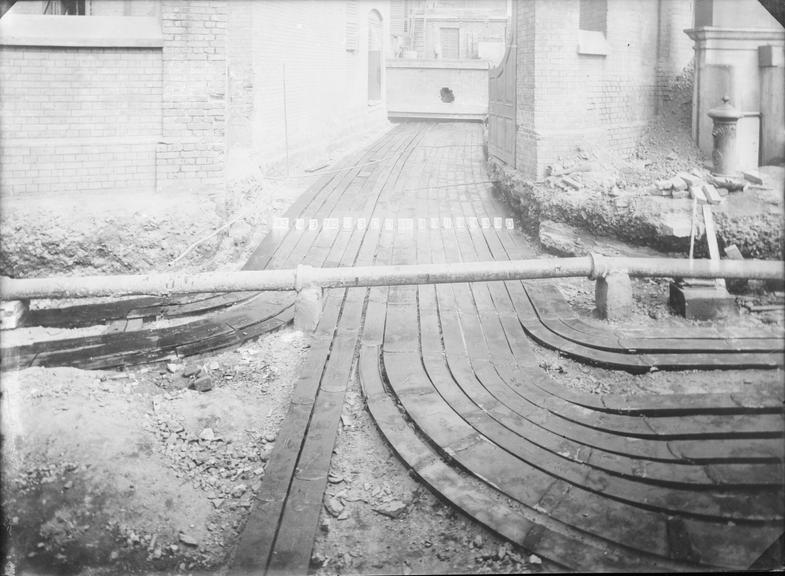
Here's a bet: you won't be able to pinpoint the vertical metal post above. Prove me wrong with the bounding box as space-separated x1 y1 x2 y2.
282 62 290 177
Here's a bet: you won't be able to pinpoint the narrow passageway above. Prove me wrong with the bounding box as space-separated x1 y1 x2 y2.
229 121 784 574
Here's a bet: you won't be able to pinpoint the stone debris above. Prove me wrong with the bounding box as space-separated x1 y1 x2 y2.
677 171 701 187
689 185 707 203
650 170 743 204
372 499 408 519
199 428 215 442
182 364 202 378
528 554 542 565
560 175 581 190
670 176 688 191
192 375 213 392
310 551 327 568
178 532 198 547
538 220 583 256
743 170 764 185
701 183 723 204
166 363 183 374
324 496 345 517
710 175 746 192
0 300 28 330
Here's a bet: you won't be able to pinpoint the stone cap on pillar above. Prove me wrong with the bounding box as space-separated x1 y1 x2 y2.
707 96 743 121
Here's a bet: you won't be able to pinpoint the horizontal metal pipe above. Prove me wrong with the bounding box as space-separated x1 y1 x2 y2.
0 256 782 300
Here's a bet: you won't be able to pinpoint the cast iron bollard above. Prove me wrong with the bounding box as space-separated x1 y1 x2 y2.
707 95 742 176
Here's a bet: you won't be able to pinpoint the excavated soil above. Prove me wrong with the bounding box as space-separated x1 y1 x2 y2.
489 64 785 260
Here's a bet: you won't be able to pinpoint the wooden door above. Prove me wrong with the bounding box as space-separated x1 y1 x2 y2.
488 7 516 166
440 27 460 59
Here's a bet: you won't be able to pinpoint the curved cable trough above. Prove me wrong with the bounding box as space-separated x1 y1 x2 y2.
357 173 784 569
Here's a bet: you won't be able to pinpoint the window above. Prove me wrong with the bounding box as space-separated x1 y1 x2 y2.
439 27 459 59
579 0 606 34
578 0 608 56
43 0 87 15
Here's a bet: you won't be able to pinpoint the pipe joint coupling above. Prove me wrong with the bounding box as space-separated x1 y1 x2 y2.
589 253 608 280
295 264 314 292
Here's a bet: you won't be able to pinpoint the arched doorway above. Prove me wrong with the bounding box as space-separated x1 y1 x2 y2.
367 10 383 102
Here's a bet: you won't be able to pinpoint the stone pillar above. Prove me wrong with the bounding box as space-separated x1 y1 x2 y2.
0 299 28 330
294 287 323 332
595 270 632 321
707 96 742 176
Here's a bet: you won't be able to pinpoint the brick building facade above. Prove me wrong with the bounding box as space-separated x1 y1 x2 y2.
508 0 693 178
0 0 390 198
390 0 508 62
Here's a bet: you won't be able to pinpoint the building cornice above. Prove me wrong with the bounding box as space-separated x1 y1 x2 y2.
685 26 785 45
0 14 163 48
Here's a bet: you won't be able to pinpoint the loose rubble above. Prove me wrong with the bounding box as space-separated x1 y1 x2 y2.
2 330 308 575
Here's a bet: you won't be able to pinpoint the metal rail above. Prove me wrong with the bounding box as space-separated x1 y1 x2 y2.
1 255 782 301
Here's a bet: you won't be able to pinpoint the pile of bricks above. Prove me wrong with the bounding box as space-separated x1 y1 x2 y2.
652 171 731 204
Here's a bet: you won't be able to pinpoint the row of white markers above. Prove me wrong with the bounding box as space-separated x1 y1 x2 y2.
271 216 516 232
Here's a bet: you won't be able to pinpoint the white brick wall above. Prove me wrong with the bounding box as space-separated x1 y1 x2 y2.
157 0 226 193
0 46 161 196
1 0 392 198
514 0 693 178
247 0 391 168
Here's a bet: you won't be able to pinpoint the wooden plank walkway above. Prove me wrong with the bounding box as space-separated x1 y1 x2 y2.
2 122 783 571
356 124 783 571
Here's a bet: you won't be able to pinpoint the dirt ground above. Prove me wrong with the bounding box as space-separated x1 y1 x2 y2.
311 366 552 576
2 328 309 576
